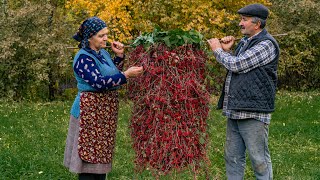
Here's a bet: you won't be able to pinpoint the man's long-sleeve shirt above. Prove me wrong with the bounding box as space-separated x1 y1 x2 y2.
213 36 277 124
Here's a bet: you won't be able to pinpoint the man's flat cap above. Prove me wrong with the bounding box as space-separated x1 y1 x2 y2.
238 4 269 20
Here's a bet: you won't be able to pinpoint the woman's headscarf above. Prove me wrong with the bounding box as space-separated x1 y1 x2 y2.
73 16 107 48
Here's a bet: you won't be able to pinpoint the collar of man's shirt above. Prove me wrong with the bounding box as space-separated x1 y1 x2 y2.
246 30 263 40
239 30 263 47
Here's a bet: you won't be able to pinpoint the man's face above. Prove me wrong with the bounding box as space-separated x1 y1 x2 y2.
239 15 259 37
89 27 108 51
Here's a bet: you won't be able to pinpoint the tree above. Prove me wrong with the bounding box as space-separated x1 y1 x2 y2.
65 0 271 42
269 0 320 90
0 0 73 100
65 0 134 42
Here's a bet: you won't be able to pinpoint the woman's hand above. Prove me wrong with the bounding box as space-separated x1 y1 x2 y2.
123 66 144 79
111 41 125 58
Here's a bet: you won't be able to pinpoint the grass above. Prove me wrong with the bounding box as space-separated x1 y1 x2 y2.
0 91 319 179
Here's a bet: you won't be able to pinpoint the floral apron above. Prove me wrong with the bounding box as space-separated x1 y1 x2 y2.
78 91 119 164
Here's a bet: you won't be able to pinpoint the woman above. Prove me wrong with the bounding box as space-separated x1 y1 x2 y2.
63 17 143 180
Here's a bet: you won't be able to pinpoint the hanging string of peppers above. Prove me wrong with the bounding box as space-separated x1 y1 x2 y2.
127 28 211 177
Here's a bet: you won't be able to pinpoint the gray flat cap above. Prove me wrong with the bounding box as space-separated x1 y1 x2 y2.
238 4 269 20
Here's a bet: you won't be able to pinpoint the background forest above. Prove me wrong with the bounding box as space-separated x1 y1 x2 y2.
0 0 319 101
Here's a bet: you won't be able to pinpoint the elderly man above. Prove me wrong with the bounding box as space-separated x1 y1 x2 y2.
207 3 280 180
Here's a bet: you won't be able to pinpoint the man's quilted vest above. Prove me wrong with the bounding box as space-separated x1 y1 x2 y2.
217 29 280 113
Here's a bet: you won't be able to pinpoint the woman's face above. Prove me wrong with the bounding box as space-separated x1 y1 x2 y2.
89 27 108 51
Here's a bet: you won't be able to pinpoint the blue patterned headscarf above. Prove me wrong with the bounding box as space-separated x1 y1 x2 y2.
73 16 107 48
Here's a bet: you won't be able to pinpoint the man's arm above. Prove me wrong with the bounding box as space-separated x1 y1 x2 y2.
213 40 276 73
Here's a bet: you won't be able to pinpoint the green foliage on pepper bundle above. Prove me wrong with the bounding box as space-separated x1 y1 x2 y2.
131 28 204 49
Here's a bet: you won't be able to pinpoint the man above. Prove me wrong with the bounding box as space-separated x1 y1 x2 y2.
207 3 279 180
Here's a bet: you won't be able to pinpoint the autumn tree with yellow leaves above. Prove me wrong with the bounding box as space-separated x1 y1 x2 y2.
65 0 271 43
66 0 134 42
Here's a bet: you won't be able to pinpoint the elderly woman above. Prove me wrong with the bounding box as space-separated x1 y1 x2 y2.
63 17 143 180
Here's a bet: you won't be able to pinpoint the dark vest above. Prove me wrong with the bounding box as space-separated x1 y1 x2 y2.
217 29 280 113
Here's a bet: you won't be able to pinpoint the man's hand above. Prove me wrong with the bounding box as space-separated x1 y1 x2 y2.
220 36 235 52
207 36 235 52
207 38 222 52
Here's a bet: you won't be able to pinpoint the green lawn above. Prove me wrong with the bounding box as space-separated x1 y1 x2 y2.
0 91 319 179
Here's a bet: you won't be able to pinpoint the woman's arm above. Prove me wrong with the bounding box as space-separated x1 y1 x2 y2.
74 54 127 90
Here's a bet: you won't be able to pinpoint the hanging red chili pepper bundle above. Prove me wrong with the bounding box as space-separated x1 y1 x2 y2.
127 29 211 177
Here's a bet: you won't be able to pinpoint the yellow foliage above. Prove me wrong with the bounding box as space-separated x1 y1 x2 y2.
66 0 134 42
66 0 272 43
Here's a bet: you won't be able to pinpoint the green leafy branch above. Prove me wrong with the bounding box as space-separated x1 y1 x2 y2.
131 28 204 49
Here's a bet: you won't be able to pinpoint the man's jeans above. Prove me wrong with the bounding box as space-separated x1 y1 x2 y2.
225 118 273 180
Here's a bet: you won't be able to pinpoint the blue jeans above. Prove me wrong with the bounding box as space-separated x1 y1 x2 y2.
225 118 272 180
